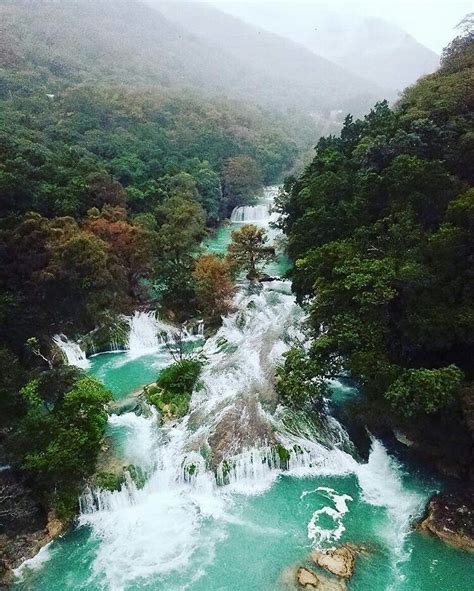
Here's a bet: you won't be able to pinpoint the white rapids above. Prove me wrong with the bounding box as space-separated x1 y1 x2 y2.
37 185 426 591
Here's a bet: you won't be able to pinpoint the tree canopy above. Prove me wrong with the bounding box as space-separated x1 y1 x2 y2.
278 32 474 426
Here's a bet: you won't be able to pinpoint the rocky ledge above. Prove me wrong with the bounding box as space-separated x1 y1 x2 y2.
0 469 66 587
310 544 359 578
418 488 474 551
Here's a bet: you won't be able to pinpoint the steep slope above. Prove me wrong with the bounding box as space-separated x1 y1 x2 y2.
154 1 383 115
293 15 440 92
215 2 439 94
0 0 384 117
0 0 245 93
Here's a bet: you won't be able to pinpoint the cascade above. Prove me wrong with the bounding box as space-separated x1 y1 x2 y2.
52 334 90 369
230 203 271 223
126 311 163 357
23 185 445 591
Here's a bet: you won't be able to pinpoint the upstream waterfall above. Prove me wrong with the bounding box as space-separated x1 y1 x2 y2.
52 334 90 369
229 185 279 224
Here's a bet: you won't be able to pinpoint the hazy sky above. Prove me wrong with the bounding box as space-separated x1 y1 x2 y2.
207 0 472 52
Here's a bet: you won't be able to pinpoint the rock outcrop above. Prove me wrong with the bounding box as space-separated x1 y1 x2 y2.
418 489 474 551
0 469 66 587
310 544 356 578
296 567 346 591
297 567 320 589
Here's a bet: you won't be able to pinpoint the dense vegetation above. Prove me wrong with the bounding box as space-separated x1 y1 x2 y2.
145 359 203 420
277 23 474 473
0 0 310 540
0 0 381 116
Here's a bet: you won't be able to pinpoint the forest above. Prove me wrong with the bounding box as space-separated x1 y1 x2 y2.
277 23 474 476
0 0 311 532
1 1 473 588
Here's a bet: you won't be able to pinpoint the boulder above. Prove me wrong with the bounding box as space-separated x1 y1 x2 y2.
418 489 474 551
297 567 319 589
296 567 347 591
310 545 355 578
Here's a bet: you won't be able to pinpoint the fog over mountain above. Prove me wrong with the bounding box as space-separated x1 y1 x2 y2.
1 0 385 120
207 1 441 93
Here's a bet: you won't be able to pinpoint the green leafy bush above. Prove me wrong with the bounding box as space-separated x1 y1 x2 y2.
386 365 464 417
145 359 202 419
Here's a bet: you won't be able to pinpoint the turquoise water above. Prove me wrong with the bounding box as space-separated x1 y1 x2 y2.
15 407 474 591
89 351 169 399
14 197 474 590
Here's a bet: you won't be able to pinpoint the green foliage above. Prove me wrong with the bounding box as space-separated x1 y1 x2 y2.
275 444 290 469
386 365 464 417
280 38 474 423
13 374 111 513
276 348 328 408
227 224 275 279
145 359 202 420
95 471 125 492
0 347 27 426
222 155 263 213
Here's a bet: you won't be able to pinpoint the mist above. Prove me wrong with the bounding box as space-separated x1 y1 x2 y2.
207 0 471 52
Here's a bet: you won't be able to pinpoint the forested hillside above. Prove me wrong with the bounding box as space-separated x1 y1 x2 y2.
0 0 316 540
278 22 474 475
0 0 380 115
219 2 440 94
155 0 381 115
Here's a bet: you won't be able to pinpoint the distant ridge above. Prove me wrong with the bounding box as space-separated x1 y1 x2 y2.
212 2 440 94
0 0 384 117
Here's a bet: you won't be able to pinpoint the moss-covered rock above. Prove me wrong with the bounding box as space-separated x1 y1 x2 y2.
144 359 202 421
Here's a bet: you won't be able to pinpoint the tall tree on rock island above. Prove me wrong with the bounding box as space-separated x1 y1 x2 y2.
227 224 275 280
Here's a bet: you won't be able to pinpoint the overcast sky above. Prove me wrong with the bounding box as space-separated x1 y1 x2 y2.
206 0 472 52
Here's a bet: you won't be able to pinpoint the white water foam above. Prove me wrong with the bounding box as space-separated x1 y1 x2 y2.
52 334 90 369
354 439 423 576
305 487 353 545
230 203 271 223
229 185 279 224
108 410 159 470
13 542 54 581
39 185 425 590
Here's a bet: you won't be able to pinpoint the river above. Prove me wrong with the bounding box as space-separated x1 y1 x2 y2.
14 187 474 590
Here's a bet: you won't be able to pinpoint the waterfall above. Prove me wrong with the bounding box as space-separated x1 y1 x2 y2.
230 203 271 223
197 320 205 337
52 334 90 369
126 311 161 356
126 311 183 358
34 184 426 589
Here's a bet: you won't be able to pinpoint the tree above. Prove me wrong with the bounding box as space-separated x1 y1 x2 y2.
15 374 111 517
222 156 263 214
153 196 206 317
276 348 328 408
278 35 474 458
227 224 275 279
193 254 234 322
386 365 464 417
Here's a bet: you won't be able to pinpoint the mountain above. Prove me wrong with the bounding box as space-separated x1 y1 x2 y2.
213 2 440 94
0 0 382 117
154 1 384 114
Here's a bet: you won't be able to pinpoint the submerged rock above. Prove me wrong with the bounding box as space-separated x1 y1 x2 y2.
418 489 474 551
310 545 356 578
296 566 347 591
297 567 319 589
